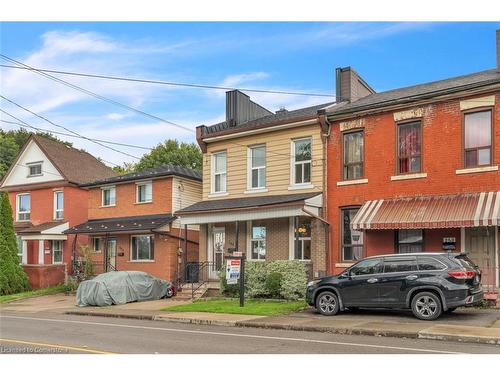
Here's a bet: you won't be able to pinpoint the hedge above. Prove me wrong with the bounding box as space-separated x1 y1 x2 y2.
220 260 308 300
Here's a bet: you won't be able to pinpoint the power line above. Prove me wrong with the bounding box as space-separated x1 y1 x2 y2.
0 63 335 98
0 95 142 160
0 119 153 151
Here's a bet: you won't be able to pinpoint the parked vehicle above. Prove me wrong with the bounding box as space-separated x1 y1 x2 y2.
76 271 176 307
306 253 484 320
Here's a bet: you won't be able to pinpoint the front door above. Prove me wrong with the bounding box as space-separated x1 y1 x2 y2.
340 258 383 307
106 238 117 271
209 227 225 279
465 227 497 288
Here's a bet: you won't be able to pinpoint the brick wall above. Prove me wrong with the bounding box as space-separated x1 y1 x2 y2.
327 92 500 273
23 264 66 289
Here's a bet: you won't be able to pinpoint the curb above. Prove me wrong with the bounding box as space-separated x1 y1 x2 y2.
64 310 500 346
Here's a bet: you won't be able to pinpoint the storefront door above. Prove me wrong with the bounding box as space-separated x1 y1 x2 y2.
465 227 498 288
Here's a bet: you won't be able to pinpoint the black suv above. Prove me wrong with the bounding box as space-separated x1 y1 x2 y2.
306 253 483 320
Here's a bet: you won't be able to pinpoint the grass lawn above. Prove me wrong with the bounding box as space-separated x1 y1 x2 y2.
0 285 66 304
161 298 308 316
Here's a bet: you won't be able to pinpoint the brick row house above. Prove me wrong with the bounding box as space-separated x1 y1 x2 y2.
64 166 202 283
0 135 117 288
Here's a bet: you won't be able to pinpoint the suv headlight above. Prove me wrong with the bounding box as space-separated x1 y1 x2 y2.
307 279 320 287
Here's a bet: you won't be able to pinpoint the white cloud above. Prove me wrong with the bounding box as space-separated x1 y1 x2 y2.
105 113 127 121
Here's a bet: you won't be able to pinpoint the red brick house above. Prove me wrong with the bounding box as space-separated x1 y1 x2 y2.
64 165 202 283
0 134 117 288
322 31 500 300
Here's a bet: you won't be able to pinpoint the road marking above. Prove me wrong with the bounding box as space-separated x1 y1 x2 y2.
0 338 114 354
1 315 464 354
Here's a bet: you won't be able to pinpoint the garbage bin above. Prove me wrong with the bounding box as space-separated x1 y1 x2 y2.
186 262 199 283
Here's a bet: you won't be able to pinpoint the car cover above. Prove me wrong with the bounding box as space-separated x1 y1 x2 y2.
76 271 171 307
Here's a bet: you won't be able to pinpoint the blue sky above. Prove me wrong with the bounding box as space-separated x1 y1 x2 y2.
1 22 499 166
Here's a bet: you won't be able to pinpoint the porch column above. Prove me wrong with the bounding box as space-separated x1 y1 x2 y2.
183 224 188 281
21 240 28 265
235 221 239 252
294 216 299 258
38 240 45 265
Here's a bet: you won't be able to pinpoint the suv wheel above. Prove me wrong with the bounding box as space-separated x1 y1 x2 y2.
411 291 442 320
316 291 339 316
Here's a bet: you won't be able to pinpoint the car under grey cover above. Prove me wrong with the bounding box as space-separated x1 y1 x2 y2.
76 271 172 307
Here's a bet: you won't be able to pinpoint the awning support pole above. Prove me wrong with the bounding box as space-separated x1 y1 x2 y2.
183 224 188 281
235 221 239 252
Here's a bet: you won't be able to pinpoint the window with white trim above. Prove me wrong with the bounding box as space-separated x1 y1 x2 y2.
16 235 23 264
293 138 311 184
464 110 492 168
102 187 116 206
17 193 31 221
52 240 63 264
250 224 266 260
27 162 42 177
131 235 154 261
293 218 311 260
54 191 64 219
212 151 227 193
136 181 152 203
92 237 102 252
249 145 266 189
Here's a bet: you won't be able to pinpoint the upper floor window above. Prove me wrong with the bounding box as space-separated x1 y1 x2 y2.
341 207 363 261
17 193 31 221
212 151 227 193
54 191 64 220
397 121 422 174
293 138 311 184
464 110 492 168
27 162 42 177
250 224 266 260
249 145 266 189
397 229 423 253
136 181 152 203
343 130 364 180
102 186 116 207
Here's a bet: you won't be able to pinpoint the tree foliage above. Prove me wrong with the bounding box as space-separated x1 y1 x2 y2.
0 192 30 295
135 139 202 171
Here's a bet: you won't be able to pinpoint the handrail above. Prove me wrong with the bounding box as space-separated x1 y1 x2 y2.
186 261 220 299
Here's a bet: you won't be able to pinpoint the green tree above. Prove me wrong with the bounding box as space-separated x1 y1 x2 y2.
0 192 30 295
135 139 202 171
112 162 136 175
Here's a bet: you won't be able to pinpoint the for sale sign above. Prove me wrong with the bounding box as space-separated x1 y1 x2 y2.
226 259 241 285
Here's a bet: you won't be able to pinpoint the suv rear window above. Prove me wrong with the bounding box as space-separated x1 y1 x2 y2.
417 257 446 271
453 254 477 269
383 259 417 273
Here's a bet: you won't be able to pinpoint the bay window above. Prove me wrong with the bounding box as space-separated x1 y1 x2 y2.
398 121 422 174
343 131 364 180
464 110 492 167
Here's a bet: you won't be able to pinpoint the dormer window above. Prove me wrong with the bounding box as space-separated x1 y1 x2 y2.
27 162 42 177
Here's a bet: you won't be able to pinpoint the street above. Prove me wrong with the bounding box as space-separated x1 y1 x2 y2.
1 312 500 354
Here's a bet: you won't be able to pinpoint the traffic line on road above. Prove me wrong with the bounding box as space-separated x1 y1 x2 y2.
1 315 464 354
0 338 114 354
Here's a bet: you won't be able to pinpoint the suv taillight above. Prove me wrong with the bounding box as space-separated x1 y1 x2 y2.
448 270 476 279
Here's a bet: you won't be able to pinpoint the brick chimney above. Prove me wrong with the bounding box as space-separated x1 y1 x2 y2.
497 29 500 69
335 67 376 103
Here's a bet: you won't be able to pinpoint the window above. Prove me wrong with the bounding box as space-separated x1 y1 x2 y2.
102 187 116 206
136 182 152 203
250 224 266 260
92 237 102 253
249 145 266 189
343 131 364 180
341 207 364 261
27 163 42 177
293 218 311 260
398 121 422 174
349 258 383 276
17 194 31 221
397 229 423 253
16 236 23 264
131 235 154 261
52 240 63 264
383 258 418 273
212 151 227 193
418 257 446 271
464 110 492 167
54 191 64 219
293 138 312 184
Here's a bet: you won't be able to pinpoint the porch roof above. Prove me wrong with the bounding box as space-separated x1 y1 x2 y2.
177 192 322 225
351 192 500 230
64 214 176 234
18 221 69 241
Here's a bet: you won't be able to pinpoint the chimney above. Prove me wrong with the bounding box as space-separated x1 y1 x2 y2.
275 107 288 115
497 30 500 69
225 90 273 126
335 66 376 103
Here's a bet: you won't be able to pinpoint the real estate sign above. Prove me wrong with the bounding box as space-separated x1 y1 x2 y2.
226 259 241 285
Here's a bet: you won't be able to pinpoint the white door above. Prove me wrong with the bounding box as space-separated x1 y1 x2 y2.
209 227 225 279
465 227 498 288
107 238 117 270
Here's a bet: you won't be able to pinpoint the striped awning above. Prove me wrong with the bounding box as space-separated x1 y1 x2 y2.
351 192 500 230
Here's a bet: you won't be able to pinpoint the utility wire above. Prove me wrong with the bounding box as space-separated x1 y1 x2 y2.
0 63 335 98
0 95 142 160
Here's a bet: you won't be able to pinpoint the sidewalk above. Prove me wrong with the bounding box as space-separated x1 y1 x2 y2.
65 302 500 346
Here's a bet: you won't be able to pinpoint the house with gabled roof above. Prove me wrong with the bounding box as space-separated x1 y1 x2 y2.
0 134 117 288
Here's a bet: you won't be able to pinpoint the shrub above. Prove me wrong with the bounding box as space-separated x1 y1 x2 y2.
64 276 78 293
266 260 308 300
265 272 283 298
80 245 94 279
245 261 268 298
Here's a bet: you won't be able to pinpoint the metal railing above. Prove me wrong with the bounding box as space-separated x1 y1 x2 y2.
185 261 218 299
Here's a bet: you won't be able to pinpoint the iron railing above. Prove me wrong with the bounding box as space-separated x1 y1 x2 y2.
185 261 219 299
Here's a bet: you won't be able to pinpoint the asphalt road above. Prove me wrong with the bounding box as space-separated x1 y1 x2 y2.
1 312 500 354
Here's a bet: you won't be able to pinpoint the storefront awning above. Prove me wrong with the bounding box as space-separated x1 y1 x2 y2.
352 192 500 230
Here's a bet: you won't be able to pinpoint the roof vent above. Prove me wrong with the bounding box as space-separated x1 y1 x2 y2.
275 107 288 115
